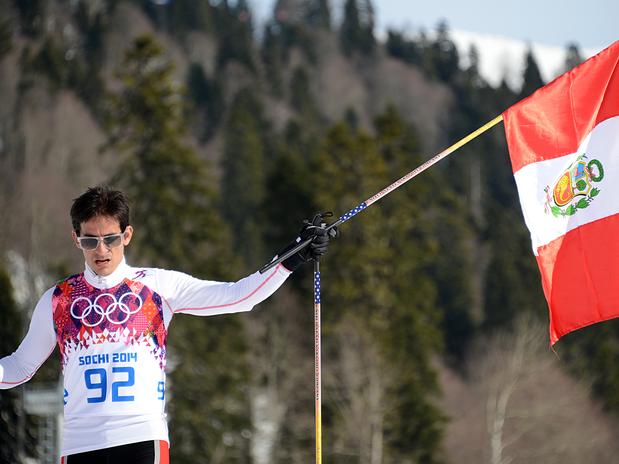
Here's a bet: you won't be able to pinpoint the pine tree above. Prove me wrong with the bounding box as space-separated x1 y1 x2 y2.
563 42 584 72
261 23 286 97
304 0 331 29
0 22 10 61
372 108 445 461
221 87 268 269
519 47 544 99
386 30 422 67
312 110 445 462
103 35 252 463
167 0 214 37
340 0 375 55
261 119 321 266
289 66 321 124
185 62 224 141
427 21 459 83
561 321 619 413
482 206 546 331
14 0 44 37
214 0 256 71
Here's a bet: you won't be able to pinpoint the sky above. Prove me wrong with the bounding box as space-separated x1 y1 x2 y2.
250 0 617 88
251 0 617 50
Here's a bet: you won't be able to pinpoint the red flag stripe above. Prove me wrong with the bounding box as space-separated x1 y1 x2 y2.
504 41 619 174
536 213 619 344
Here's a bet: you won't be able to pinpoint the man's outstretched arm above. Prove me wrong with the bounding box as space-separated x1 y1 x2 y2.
160 215 338 317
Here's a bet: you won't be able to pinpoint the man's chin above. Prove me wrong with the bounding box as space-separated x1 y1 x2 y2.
92 259 114 275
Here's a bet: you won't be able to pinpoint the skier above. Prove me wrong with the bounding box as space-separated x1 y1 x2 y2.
0 186 337 463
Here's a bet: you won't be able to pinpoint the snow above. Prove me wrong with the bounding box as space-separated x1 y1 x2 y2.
449 29 602 90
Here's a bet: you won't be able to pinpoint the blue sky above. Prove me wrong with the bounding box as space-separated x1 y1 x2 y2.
251 0 617 50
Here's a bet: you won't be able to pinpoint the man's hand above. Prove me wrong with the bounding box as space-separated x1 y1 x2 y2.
281 213 339 271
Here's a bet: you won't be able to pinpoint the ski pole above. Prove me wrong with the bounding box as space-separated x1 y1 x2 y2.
314 260 322 464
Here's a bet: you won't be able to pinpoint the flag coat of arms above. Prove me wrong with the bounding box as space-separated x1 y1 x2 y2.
503 40 619 344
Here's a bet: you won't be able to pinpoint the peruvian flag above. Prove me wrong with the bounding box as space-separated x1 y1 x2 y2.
503 40 619 344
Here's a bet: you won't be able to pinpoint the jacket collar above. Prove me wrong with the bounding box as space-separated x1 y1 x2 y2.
84 258 130 289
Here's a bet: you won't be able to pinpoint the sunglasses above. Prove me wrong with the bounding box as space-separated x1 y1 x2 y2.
77 231 126 251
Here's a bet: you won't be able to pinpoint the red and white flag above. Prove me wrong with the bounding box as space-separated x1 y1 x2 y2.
503 40 619 344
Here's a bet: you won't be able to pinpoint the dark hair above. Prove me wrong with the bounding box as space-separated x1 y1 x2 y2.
70 186 131 234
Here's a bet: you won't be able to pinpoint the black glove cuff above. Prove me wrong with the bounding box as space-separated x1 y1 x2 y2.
282 251 306 272
277 238 309 272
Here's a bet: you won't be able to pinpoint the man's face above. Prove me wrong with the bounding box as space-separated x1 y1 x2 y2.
72 215 133 277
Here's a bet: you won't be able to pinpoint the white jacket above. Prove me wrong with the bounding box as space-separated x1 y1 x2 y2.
0 259 291 455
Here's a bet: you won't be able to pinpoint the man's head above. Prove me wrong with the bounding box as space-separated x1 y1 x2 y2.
70 186 134 276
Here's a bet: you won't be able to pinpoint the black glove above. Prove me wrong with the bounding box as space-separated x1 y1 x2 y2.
281 213 339 271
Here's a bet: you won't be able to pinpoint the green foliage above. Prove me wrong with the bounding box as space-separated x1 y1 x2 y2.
74 2 106 66
561 321 619 414
313 109 445 462
104 33 236 274
167 314 252 463
138 0 213 35
482 206 546 330
72 3 108 110
519 47 545 99
386 23 460 84
263 121 318 254
106 37 213 267
30 38 67 91
103 35 250 462
185 63 224 141
340 0 375 55
221 87 269 268
20 23 106 108
213 0 256 71
0 20 13 60
426 189 477 363
427 21 460 83
263 8 320 69
564 42 584 72
386 30 422 67
14 0 44 37
304 0 331 29
290 66 321 124
107 36 230 272
261 23 286 97
167 0 214 37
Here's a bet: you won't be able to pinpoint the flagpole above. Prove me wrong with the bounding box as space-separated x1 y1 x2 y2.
260 114 504 274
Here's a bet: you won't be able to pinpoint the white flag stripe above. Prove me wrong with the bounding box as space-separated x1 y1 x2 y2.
514 116 619 253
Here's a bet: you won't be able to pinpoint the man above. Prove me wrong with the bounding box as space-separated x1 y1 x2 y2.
0 186 336 463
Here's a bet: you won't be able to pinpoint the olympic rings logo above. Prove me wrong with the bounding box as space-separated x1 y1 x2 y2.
70 292 143 327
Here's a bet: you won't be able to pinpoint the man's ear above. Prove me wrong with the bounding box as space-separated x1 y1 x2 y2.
71 230 81 249
123 225 134 245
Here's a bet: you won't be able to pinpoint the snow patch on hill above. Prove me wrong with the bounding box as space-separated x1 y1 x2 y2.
450 29 602 89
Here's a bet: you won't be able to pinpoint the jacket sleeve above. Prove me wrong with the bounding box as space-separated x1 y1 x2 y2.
0 288 57 389
157 263 292 317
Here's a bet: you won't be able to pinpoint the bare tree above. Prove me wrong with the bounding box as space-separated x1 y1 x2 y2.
324 316 386 464
443 315 619 464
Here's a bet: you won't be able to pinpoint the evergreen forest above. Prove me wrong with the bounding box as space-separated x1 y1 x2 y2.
1 1 619 463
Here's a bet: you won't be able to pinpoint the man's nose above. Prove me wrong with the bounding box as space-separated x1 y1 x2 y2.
95 239 109 252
